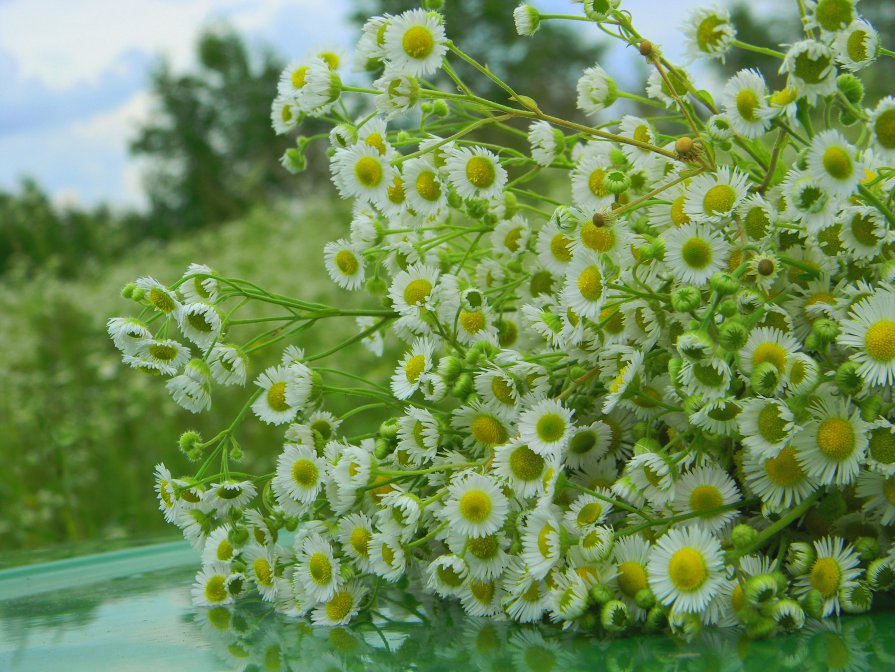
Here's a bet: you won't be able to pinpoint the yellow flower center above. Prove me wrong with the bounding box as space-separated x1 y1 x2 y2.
349 527 370 557
354 156 383 188
732 583 746 611
576 502 603 526
504 226 523 252
865 320 895 362
402 25 435 59
757 403 789 443
588 168 609 197
536 412 566 443
681 237 713 269
309 552 332 585
744 205 770 239
205 575 228 603
668 548 708 592
216 539 233 562
810 557 842 598
292 459 318 488
736 89 760 122
617 561 647 597
696 15 726 51
381 542 396 567
703 184 736 215
459 310 485 335
291 66 308 89
770 87 799 106
752 342 787 373
466 156 496 188
403 278 432 306
869 427 895 465
253 558 273 586
581 221 615 252
671 196 690 226
404 354 426 383
334 249 359 276
509 445 545 481
267 382 289 412
459 489 493 524
689 485 724 515
537 524 555 557
471 415 507 447
875 109 895 150
491 376 515 406
149 287 176 313
325 590 354 622
816 417 856 461
415 170 441 201
577 265 603 301
281 103 293 123
468 534 499 559
822 145 853 181
387 176 406 203
437 564 465 587
550 232 572 261
633 124 651 144
364 132 387 155
764 447 803 486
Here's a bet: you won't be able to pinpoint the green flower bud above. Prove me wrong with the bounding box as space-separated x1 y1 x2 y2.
229 443 243 462
420 102 434 114
811 318 839 346
859 394 883 422
379 417 400 441
682 394 704 415
634 588 656 610
718 298 738 317
374 437 393 459
772 599 805 632
631 421 650 440
718 320 749 351
228 525 250 549
439 356 464 384
121 282 138 299
841 582 872 614
710 271 740 296
751 361 781 395
645 606 667 632
446 190 463 209
787 541 816 576
731 524 758 550
669 610 702 639
867 558 895 590
604 169 631 194
853 536 881 562
432 99 449 116
817 489 847 522
671 286 702 313
451 372 473 398
633 437 661 455
745 616 776 640
465 199 489 219
589 583 613 605
281 147 307 174
835 360 864 395
601 600 629 632
837 73 864 105
744 575 778 605
179 430 204 460
839 109 858 126
365 276 388 296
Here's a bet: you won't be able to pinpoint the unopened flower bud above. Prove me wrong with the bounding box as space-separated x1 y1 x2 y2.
835 360 863 395
731 524 758 550
710 271 740 296
671 286 701 313
751 361 780 395
601 600 629 632
718 320 749 352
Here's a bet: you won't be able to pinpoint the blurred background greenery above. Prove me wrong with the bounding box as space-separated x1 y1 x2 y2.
1 1 893 553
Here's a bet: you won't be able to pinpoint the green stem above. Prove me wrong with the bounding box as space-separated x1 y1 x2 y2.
727 489 823 562
731 39 785 59
565 481 657 523
858 184 895 228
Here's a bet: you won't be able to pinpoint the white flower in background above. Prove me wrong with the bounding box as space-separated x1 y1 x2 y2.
794 536 863 617
576 65 618 115
528 120 563 167
323 239 366 290
682 4 736 62
208 343 248 386
721 69 770 138
383 9 448 77
166 359 212 413
446 146 507 201
837 287 895 386
779 40 838 104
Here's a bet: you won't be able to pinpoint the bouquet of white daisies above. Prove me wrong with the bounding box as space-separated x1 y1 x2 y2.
109 0 895 639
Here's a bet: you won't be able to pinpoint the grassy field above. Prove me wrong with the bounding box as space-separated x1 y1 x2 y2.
0 201 395 551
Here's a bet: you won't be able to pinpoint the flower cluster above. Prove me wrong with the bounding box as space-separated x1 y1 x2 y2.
110 0 895 639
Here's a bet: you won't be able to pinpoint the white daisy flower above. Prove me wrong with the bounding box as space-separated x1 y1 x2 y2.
179 263 219 303
834 19 880 71
866 419 895 475
426 553 469 597
372 70 421 119
451 400 511 450
311 581 367 626
201 525 238 566
663 223 728 287
337 512 374 571
492 441 552 498
838 206 889 260
611 535 652 618
743 445 817 514
576 64 618 115
389 262 440 321
618 115 660 171
570 152 615 213
273 444 327 515
177 302 222 351
738 397 798 458
491 215 530 258
837 287 895 387
565 421 612 470
402 156 447 215
295 533 342 602
191 563 238 607
207 343 248 386
454 531 509 581
779 40 838 104
738 193 777 242
204 480 257 516
136 276 182 317
603 349 645 414
251 365 304 425
795 396 869 486
806 0 858 34
535 219 575 275
244 543 282 602
807 129 863 199
781 169 839 234
562 251 608 321
690 398 742 437
446 145 507 201
648 527 725 614
323 239 366 290
391 336 436 400
521 505 563 579
123 338 191 376
795 536 863 616
739 326 802 389
868 97 895 163
721 69 770 138
518 398 573 458
547 569 590 623
528 120 563 167
683 167 749 224
672 466 741 533
331 143 395 205
154 463 180 524
502 558 549 623
564 492 613 534
856 470 895 525
459 577 503 617
682 4 736 62
513 4 541 37
626 451 676 507
474 366 521 416
166 359 212 413
368 530 406 582
678 358 732 401
383 9 447 77
441 472 509 539
107 317 152 356
271 94 300 135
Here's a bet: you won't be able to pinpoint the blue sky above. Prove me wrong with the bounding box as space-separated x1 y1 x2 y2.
0 0 773 209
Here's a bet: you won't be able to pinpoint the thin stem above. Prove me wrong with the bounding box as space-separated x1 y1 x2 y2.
727 489 823 562
731 39 785 59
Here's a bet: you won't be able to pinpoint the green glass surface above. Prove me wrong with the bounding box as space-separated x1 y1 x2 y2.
2 541 895 671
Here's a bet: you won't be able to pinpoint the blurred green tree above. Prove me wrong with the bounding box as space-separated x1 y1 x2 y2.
131 25 293 237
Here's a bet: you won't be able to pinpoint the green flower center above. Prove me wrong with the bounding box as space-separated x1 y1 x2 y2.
536 412 566 443
459 310 485 335
822 145 853 181
466 156 496 188
875 110 895 149
148 343 178 362
810 557 842 598
846 29 869 62
402 25 435 59
325 591 354 622
205 575 228 603
744 206 770 239
187 311 213 333
404 354 426 383
468 534 499 559
689 485 724 514
529 270 554 297
617 561 647 597
437 564 464 587
216 539 233 562
459 489 493 523
504 226 523 252
415 171 441 201
633 125 651 144
696 15 726 52
292 458 319 488
550 233 573 261
736 89 760 122
267 382 289 412
569 430 596 455
491 376 515 405
253 558 273 586
869 428 895 465
794 50 831 85
537 524 555 557
576 502 603 526
757 403 789 443
671 196 690 226
509 444 545 481
308 552 332 584
349 527 370 557
814 0 854 32
764 447 803 486
681 237 713 269
149 287 176 313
